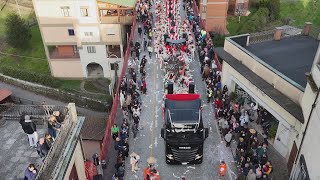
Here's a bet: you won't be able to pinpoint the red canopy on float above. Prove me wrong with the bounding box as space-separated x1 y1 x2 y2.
165 94 200 101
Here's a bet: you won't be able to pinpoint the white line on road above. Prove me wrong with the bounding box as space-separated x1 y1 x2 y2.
157 74 159 78
154 137 158 147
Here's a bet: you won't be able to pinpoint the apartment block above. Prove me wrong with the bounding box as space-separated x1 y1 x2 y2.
198 0 229 34
32 0 136 79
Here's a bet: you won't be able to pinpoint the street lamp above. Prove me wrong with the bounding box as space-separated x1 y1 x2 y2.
235 4 244 23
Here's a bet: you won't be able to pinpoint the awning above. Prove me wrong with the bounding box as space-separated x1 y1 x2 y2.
166 38 186 44
0 89 12 101
99 0 136 8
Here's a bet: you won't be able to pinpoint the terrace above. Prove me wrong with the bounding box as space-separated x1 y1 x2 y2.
97 1 135 24
0 103 85 179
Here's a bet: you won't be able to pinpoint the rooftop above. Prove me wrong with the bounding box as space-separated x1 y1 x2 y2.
214 47 304 123
243 35 319 88
81 116 107 141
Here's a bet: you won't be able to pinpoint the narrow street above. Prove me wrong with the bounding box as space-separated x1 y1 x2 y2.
122 1 238 179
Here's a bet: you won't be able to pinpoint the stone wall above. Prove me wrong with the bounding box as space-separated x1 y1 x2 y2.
0 73 111 112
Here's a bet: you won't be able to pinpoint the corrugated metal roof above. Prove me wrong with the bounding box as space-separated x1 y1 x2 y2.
99 0 136 7
0 89 12 101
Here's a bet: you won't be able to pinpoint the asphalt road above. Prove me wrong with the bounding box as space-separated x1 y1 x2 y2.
123 1 237 179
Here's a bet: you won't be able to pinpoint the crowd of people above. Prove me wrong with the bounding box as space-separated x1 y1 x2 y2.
19 106 65 180
110 0 278 179
111 0 154 179
215 94 274 180
184 1 275 179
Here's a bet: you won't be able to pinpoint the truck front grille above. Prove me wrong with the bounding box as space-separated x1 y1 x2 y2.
171 148 198 162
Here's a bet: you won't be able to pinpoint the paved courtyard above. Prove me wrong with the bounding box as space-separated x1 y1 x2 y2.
0 121 44 180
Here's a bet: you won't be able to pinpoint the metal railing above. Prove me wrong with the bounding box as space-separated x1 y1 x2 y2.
35 105 75 180
249 25 320 45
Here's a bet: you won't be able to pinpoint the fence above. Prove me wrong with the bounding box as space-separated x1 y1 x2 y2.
35 104 75 180
0 103 67 124
249 25 320 44
99 15 137 161
191 0 222 71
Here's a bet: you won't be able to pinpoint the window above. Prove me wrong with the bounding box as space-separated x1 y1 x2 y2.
84 32 93 36
61 6 70 17
87 46 96 53
106 28 115 35
68 29 75 36
202 6 207 13
80 7 89 17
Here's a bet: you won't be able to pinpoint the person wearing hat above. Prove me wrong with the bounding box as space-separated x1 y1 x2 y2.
20 115 38 148
130 152 140 173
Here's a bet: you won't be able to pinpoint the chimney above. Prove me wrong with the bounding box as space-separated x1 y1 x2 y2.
274 27 283 41
303 22 312 36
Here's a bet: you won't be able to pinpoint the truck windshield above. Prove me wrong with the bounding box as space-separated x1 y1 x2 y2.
168 109 199 123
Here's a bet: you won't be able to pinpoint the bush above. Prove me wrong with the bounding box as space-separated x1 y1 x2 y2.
268 123 278 139
259 0 280 21
241 8 270 33
5 13 32 49
210 32 226 47
0 65 62 88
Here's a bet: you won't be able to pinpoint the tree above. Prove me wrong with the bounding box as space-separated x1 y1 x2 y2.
5 13 31 49
259 0 280 21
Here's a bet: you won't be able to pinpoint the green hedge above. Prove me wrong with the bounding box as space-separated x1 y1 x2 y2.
0 65 62 88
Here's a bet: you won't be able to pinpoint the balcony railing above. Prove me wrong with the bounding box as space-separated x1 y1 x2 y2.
36 104 78 180
100 15 133 24
49 48 80 59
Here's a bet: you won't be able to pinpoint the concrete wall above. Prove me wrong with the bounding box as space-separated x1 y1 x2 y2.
79 45 109 78
100 24 122 44
224 38 304 104
311 45 320 88
33 0 99 24
41 26 77 43
222 62 302 159
78 26 101 42
50 60 84 78
82 140 101 161
292 92 320 179
199 0 228 34
64 141 86 180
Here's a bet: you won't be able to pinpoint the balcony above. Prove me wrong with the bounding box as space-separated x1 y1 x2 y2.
48 45 80 60
99 9 134 24
106 45 122 58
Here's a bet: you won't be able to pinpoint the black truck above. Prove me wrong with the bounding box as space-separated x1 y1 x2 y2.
161 94 209 165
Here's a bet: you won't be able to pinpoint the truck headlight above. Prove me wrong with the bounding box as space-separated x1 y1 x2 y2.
195 154 202 160
166 154 174 160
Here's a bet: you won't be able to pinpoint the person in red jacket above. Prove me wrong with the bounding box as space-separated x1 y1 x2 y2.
214 98 223 109
219 161 227 177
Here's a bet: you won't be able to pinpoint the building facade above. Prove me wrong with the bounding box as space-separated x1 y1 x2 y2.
228 0 249 16
215 24 320 175
32 0 136 79
198 0 229 34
